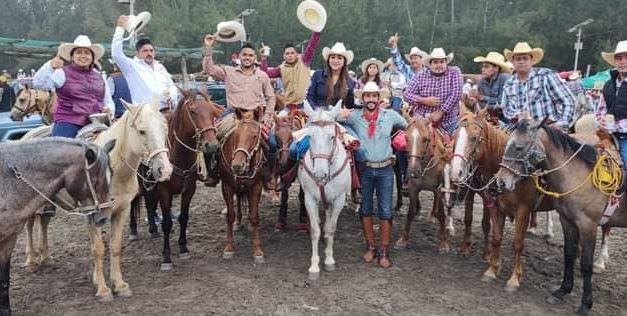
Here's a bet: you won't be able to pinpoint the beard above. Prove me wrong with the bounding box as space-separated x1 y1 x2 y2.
365 101 378 111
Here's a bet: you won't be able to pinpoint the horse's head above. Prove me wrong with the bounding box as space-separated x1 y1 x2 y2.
122 100 173 182
406 117 434 179
274 113 294 171
10 88 35 121
451 110 488 183
496 119 545 191
303 99 342 183
230 109 262 176
176 89 221 155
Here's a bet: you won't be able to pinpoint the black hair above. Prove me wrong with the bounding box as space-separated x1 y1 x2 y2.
240 43 255 53
135 38 153 51
283 44 296 52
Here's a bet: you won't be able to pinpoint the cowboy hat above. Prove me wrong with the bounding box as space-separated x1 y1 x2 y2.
123 11 151 41
354 81 390 100
297 0 327 33
58 35 105 63
424 48 454 64
504 42 544 64
360 58 384 75
601 40 627 67
322 42 354 65
215 20 246 43
473 51 511 74
404 47 428 61
0 76 6 83
568 71 581 80
592 81 605 91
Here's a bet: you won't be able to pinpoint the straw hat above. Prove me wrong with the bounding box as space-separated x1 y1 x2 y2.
473 52 511 74
504 42 544 65
568 71 581 80
592 81 605 91
404 47 428 61
58 35 105 63
322 42 354 65
122 12 151 41
360 58 384 75
215 21 246 43
0 76 6 83
601 40 627 67
297 0 327 33
354 81 390 100
424 48 454 64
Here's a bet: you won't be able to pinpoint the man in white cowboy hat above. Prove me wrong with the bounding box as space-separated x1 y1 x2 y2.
404 47 462 135
500 42 575 129
567 71 592 120
338 81 407 269
388 33 428 81
471 51 512 123
596 40 627 166
112 15 180 112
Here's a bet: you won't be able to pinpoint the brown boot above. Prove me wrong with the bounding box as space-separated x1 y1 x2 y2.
361 216 376 263
204 176 220 187
378 219 393 268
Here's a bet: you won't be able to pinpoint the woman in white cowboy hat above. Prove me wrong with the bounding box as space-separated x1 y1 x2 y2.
471 51 512 122
356 58 386 90
33 35 114 138
307 42 356 109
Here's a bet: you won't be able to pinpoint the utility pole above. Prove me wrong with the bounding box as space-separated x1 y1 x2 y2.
567 18 594 72
451 0 455 24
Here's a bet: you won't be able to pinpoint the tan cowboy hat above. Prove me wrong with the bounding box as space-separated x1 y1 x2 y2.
123 11 151 41
592 81 605 91
322 42 354 65
297 0 327 33
404 47 428 61
360 58 384 75
0 76 6 83
601 40 627 67
58 35 105 63
568 71 581 80
473 51 511 74
504 42 544 64
215 21 246 43
354 81 390 100
424 48 454 64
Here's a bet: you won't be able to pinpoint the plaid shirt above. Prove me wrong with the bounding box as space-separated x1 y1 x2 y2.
389 47 428 81
403 66 463 131
500 67 576 127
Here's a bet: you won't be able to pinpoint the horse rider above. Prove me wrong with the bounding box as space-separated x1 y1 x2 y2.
500 42 576 130
338 81 408 268
202 34 276 189
471 51 512 124
106 59 133 119
596 40 627 168
388 33 428 81
32 35 114 215
0 75 15 113
404 47 462 136
112 15 180 113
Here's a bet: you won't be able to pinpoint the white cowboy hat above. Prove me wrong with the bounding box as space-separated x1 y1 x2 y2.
601 40 627 67
354 81 390 100
123 12 151 41
568 71 581 80
404 47 428 61
360 58 384 75
215 20 246 43
297 0 327 33
504 42 544 65
58 35 105 63
424 48 454 64
322 42 354 65
473 51 511 74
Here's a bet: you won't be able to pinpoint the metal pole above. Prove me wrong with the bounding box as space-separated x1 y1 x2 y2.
573 27 582 71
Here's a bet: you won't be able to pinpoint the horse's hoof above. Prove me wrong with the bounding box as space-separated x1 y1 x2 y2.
437 245 451 254
115 288 133 298
481 275 496 283
233 224 242 232
128 234 138 242
544 233 555 240
223 251 234 260
149 232 160 239
160 263 173 271
308 271 320 281
254 255 265 264
505 284 519 293
545 294 565 305
593 264 606 274
24 264 38 273
179 252 190 260
324 263 335 272
394 239 408 250
459 246 471 257
96 291 114 303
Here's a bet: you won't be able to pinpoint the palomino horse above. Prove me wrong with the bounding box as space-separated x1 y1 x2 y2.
299 100 351 280
219 108 267 262
0 138 114 315
496 120 626 316
10 87 56 125
273 111 308 232
142 89 222 270
22 101 172 301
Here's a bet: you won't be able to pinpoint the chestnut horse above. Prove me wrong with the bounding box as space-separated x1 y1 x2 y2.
219 109 267 262
10 87 56 124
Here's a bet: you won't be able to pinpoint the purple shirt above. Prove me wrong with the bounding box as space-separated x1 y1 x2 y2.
55 64 105 126
404 66 463 131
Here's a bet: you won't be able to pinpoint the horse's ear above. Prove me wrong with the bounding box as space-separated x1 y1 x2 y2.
329 99 342 119
120 99 134 112
150 95 160 112
303 99 315 118
478 108 490 121
103 139 116 155
529 119 543 131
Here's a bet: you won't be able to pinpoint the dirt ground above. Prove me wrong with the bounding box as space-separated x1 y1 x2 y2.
8 185 627 315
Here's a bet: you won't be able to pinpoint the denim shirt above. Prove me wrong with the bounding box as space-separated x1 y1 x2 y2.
477 72 511 108
307 69 356 109
340 108 407 162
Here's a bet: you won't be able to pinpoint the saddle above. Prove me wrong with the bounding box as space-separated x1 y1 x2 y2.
76 114 111 141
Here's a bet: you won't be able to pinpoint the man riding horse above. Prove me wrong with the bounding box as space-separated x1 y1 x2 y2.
470 51 512 124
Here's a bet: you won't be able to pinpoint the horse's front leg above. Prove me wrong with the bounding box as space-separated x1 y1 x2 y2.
222 184 236 259
395 188 420 249
576 225 597 316
109 202 132 297
275 186 289 232
178 183 196 258
547 215 579 305
593 226 611 273
479 192 493 262
483 205 505 282
38 214 52 264
323 195 344 271
159 190 175 271
145 190 161 239
128 195 140 241
0 236 17 316
23 216 37 272
460 191 475 256
435 192 450 253
298 186 309 231
506 205 531 292
88 222 112 301
249 183 264 263
304 195 321 280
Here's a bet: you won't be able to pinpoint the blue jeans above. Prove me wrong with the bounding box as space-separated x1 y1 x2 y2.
390 96 403 112
359 165 394 220
51 122 82 138
618 138 627 170
442 120 458 135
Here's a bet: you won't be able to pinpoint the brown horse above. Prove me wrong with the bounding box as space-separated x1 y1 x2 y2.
496 120 626 316
10 87 56 124
219 108 267 262
273 111 308 232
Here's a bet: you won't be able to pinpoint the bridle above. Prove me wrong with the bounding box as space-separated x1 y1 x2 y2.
453 119 488 188
406 120 438 177
12 90 54 123
172 96 218 153
499 128 546 178
221 119 265 180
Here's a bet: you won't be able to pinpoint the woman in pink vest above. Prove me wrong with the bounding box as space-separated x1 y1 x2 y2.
33 35 114 137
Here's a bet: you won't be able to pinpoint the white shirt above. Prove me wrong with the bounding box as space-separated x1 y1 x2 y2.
32 61 115 112
111 27 180 109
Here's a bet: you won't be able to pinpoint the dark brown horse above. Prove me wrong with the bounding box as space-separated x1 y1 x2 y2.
219 108 267 262
136 89 222 271
273 111 308 232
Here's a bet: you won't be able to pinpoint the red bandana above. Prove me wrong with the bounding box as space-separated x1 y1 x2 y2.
363 104 380 138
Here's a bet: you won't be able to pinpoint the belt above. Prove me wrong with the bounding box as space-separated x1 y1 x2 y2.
365 158 395 169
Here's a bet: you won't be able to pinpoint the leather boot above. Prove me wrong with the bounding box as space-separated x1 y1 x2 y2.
360 216 376 263
378 219 393 268
352 161 365 204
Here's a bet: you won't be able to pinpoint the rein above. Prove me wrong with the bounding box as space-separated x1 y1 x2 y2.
220 119 266 181
407 121 439 177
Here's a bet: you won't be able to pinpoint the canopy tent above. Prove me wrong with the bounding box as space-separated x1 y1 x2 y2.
582 70 611 90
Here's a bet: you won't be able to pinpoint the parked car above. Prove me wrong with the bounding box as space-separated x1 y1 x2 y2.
0 112 44 142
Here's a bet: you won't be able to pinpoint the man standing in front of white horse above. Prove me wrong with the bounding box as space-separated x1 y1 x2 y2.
338 82 407 268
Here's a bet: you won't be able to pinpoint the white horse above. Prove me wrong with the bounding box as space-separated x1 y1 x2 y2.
299 100 351 280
